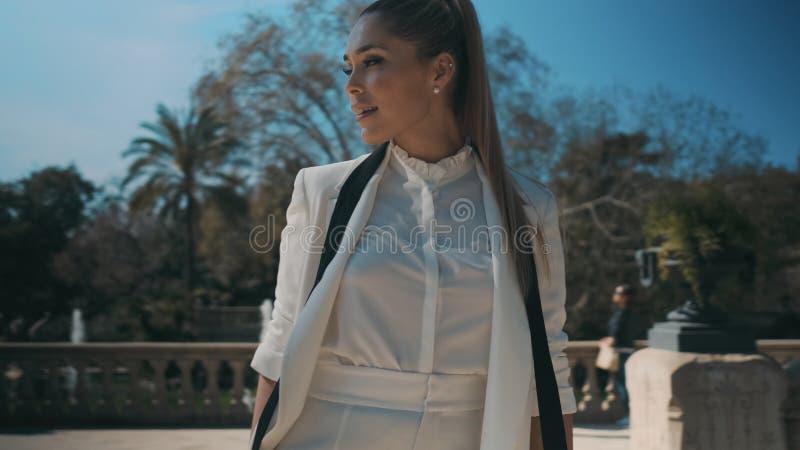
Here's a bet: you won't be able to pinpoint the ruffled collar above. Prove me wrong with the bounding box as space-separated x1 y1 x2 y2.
388 137 476 186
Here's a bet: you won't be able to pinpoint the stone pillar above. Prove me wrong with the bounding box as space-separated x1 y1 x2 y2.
784 358 800 450
627 348 788 450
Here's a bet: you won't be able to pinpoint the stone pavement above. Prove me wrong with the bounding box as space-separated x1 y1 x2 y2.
0 425 629 450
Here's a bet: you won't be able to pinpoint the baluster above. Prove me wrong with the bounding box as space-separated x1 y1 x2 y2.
128 360 145 416
0 359 9 411
601 362 628 420
567 352 579 406
117 362 132 411
19 360 39 417
140 360 158 414
602 369 618 409
72 359 89 418
99 360 115 414
230 360 246 409
205 359 221 412
577 354 603 418
177 360 194 414
0 360 24 417
43 359 63 416
151 359 169 419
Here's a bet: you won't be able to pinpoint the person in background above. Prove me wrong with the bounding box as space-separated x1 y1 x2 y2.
600 284 642 426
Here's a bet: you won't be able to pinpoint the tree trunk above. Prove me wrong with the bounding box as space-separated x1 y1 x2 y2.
185 192 195 294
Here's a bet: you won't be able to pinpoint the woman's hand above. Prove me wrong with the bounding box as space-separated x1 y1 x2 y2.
530 413 574 450
599 336 615 346
249 374 277 443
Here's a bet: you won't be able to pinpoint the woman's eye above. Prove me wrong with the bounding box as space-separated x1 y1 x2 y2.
341 57 382 76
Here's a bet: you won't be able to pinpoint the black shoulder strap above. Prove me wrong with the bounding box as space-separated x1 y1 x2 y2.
480 139 568 449
251 143 388 450
313 143 389 288
525 250 568 448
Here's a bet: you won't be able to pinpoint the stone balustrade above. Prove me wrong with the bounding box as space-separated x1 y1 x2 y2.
0 343 257 426
0 340 796 426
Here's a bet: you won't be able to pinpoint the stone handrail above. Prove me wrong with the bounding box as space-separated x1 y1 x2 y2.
0 343 256 426
1 340 797 426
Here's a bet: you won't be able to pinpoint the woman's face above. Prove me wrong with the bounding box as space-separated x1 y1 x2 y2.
342 13 439 145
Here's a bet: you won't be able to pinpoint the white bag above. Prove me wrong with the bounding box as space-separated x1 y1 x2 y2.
595 343 620 372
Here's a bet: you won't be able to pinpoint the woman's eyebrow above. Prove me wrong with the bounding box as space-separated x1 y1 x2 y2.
342 44 389 61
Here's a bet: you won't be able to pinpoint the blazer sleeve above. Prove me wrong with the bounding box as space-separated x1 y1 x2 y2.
250 168 309 381
529 189 578 416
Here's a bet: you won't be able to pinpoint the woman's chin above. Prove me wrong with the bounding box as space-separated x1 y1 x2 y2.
359 128 387 145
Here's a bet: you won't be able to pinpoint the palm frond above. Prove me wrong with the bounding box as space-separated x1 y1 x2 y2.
128 177 172 214
124 137 174 161
155 103 185 155
121 154 176 189
158 186 185 221
138 121 177 147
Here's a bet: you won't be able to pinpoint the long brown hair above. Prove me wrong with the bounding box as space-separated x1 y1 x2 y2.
359 0 552 298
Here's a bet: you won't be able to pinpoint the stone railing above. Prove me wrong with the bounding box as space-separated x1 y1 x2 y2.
1 340 797 426
0 343 258 426
565 340 633 422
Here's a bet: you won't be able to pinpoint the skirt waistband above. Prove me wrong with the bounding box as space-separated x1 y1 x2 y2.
307 362 487 412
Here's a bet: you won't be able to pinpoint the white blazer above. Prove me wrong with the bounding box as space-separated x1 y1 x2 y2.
251 146 576 450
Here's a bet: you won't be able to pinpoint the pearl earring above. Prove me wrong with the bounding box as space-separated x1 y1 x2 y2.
433 64 452 94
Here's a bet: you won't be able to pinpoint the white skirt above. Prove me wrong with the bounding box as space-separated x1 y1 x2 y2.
274 362 487 450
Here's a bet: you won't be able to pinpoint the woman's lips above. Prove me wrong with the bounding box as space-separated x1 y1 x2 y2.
356 107 378 121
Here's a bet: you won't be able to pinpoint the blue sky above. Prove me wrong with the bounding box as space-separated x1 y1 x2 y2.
1 0 797 186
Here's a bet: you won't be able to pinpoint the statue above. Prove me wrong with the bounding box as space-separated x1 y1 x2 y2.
640 186 757 353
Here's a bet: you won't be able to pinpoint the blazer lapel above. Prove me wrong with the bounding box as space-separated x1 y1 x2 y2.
474 161 534 450
260 148 391 449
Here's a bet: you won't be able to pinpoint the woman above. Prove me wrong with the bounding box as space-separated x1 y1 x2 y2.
249 1 577 449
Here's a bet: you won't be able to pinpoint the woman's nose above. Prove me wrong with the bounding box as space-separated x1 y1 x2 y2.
343 69 364 94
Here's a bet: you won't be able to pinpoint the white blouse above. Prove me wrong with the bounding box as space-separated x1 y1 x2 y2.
316 137 494 376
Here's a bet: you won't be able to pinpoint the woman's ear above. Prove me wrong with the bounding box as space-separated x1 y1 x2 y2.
431 53 456 88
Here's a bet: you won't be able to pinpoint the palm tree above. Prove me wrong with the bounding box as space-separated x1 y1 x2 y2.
121 102 245 293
